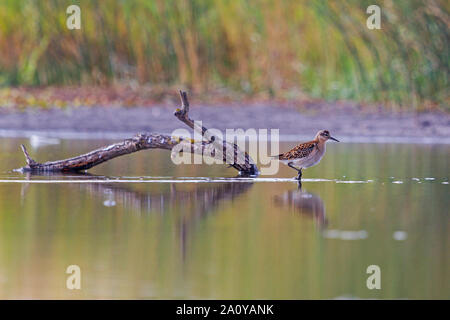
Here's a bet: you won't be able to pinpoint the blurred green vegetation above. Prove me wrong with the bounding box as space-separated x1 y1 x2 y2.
0 0 448 110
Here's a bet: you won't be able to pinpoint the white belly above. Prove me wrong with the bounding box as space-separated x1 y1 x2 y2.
281 145 325 169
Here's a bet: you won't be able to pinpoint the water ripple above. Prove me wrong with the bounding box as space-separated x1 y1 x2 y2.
0 177 375 184
322 230 368 240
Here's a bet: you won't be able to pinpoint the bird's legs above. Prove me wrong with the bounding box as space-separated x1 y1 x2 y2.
296 170 302 180
288 162 302 181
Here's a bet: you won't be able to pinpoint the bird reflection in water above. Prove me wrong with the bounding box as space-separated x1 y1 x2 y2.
273 181 327 229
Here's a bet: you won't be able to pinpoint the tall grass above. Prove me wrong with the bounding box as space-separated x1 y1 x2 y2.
0 0 448 109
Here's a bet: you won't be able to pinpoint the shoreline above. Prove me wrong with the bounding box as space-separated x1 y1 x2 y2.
0 103 449 144
1 129 449 144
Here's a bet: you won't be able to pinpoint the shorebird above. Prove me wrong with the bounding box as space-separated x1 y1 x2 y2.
275 130 339 180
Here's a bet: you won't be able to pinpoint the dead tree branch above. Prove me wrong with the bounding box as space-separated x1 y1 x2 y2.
174 91 257 175
17 91 259 176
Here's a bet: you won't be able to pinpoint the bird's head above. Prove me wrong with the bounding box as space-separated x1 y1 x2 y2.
316 130 339 143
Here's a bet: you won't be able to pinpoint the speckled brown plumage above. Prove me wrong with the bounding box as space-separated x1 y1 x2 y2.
277 141 318 160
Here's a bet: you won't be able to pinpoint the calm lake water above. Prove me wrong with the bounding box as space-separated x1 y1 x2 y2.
0 137 448 299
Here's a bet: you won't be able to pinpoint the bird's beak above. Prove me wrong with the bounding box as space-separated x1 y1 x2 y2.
329 136 339 142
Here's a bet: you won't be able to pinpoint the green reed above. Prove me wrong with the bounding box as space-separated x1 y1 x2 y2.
0 0 448 110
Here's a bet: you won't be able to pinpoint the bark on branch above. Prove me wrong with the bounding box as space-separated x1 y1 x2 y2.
174 90 257 175
17 91 259 176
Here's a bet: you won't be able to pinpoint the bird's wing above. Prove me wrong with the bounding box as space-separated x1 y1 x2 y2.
278 141 317 160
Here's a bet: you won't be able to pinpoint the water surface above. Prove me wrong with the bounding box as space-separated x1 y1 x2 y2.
0 138 448 299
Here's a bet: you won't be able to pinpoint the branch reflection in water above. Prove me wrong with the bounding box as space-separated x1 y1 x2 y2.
273 182 328 229
20 172 254 263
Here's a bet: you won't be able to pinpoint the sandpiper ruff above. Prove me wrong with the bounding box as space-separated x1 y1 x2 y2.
276 130 339 180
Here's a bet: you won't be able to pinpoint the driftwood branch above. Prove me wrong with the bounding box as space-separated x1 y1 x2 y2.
17 91 259 176
174 91 257 175
20 144 37 166
19 133 201 172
